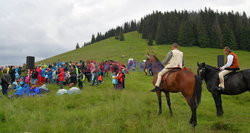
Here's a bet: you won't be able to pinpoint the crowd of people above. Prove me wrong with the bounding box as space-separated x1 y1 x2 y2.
0 60 129 97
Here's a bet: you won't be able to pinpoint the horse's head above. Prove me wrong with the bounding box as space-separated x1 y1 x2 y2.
197 62 206 80
145 54 151 68
145 54 157 69
145 54 164 74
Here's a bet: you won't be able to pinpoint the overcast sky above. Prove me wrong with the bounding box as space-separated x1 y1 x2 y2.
0 0 249 66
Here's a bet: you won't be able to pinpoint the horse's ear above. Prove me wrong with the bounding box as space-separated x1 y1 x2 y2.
197 62 199 66
201 62 205 67
147 55 150 59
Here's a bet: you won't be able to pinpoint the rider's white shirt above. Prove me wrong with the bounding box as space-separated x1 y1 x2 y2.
221 55 234 70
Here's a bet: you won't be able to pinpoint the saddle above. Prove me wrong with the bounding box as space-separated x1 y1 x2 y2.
224 71 238 81
161 67 182 82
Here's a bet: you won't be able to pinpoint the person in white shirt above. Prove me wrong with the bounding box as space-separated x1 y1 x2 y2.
218 46 240 90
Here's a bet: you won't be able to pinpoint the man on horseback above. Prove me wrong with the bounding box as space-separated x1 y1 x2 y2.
151 43 184 92
218 46 240 90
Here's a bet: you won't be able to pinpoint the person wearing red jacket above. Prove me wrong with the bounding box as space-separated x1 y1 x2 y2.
36 67 42 85
117 71 124 89
57 68 65 88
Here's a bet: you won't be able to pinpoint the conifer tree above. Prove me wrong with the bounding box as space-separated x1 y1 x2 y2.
119 31 125 41
210 17 223 48
76 43 80 49
155 20 167 44
222 23 238 50
196 17 210 47
147 33 153 46
239 12 250 50
239 23 250 50
91 34 96 44
178 21 195 46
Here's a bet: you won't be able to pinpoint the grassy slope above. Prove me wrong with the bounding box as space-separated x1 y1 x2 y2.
1 32 250 133
38 32 148 64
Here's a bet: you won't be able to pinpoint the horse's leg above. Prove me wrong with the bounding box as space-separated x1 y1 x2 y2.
211 91 224 116
164 91 173 115
190 103 197 127
182 92 197 127
187 98 197 127
156 91 162 115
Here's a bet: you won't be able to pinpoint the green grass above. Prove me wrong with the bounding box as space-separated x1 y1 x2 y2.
1 31 250 133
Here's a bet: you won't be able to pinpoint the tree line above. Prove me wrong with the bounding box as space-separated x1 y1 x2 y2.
83 8 250 51
83 20 137 46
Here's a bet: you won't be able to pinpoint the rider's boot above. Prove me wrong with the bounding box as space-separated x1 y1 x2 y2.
150 86 161 92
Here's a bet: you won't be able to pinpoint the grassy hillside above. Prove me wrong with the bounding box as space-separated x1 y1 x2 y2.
39 32 149 64
1 31 250 133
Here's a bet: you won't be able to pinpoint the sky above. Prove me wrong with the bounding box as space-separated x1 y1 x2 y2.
0 0 249 66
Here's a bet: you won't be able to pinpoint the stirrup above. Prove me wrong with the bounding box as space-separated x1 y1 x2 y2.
217 86 225 91
150 87 161 92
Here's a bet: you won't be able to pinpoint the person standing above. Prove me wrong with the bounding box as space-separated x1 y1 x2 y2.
51 69 57 83
1 69 11 96
9 66 16 83
78 70 85 89
112 72 118 88
31 69 38 85
58 68 65 89
117 70 124 89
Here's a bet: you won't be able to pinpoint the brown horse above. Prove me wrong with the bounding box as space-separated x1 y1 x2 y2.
146 54 202 127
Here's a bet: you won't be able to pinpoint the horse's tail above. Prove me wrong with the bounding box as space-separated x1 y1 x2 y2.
192 75 202 107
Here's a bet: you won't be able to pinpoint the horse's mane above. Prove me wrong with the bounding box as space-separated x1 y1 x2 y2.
205 64 219 71
151 55 164 68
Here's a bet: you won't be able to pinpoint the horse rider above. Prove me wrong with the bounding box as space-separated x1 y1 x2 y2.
218 46 240 90
151 43 184 92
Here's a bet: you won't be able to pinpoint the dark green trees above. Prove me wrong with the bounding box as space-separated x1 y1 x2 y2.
178 21 195 46
222 23 237 50
155 20 167 44
210 17 223 48
119 31 125 41
147 33 153 45
85 9 250 51
76 43 80 49
196 17 210 47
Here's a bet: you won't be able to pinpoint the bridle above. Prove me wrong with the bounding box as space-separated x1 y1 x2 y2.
198 67 206 80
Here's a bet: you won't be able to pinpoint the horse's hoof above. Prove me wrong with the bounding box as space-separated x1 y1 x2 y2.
217 112 224 117
170 112 173 116
217 114 223 117
192 123 197 128
190 120 197 127
158 112 162 115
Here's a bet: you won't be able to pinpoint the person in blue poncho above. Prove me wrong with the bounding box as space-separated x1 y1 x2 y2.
28 85 40 96
14 81 30 96
45 68 52 83
47 69 52 83
41 67 46 83
15 68 20 81
14 83 25 96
